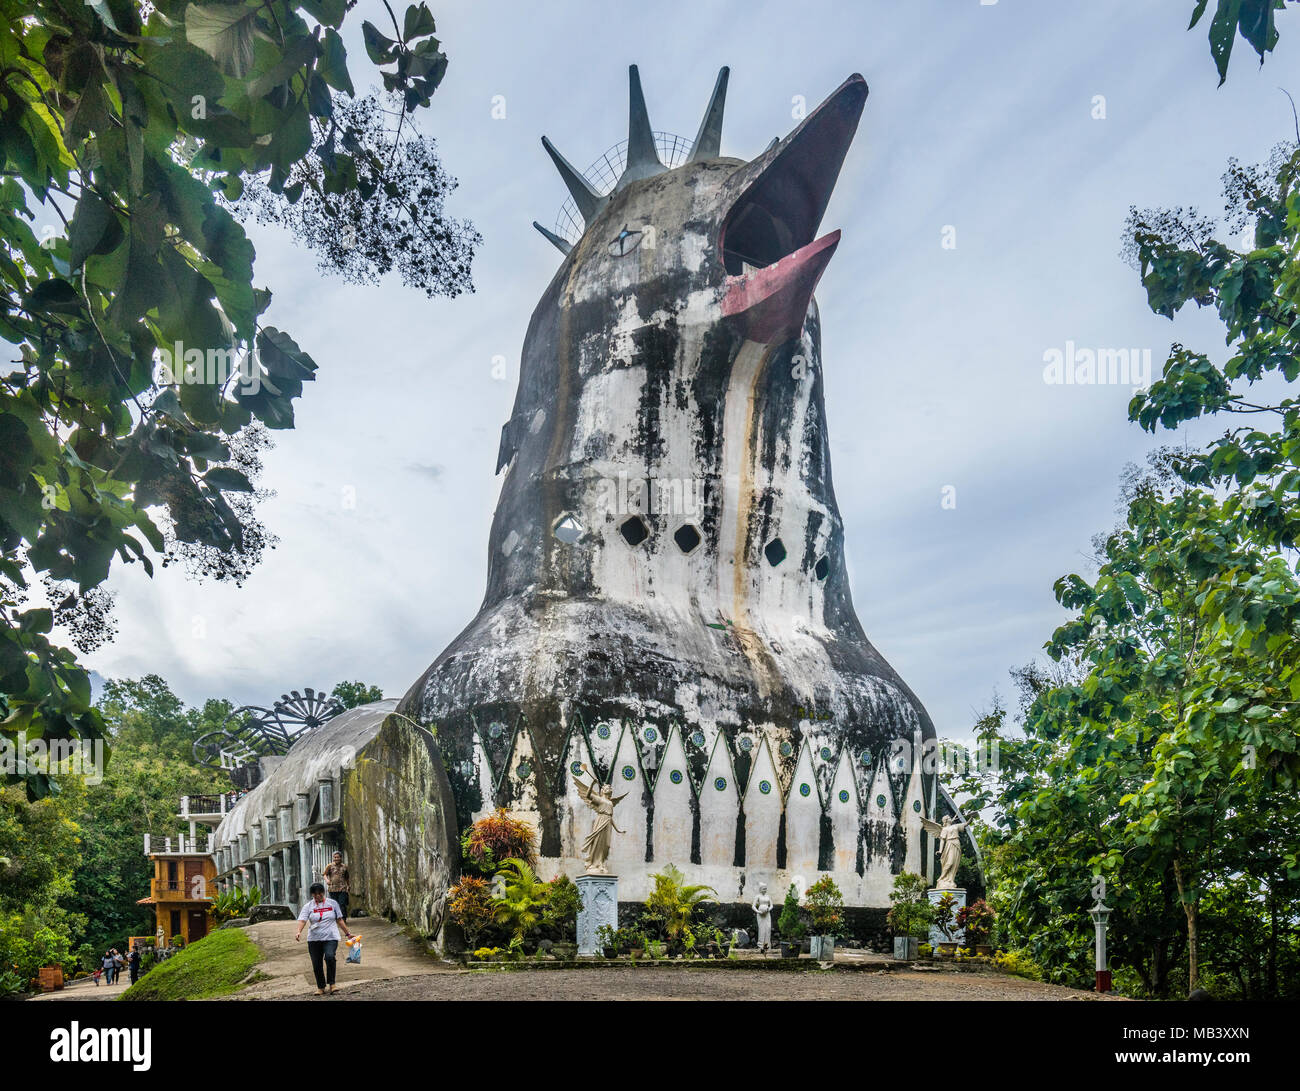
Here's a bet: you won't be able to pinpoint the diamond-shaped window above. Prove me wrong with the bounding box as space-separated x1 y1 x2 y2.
553 514 584 544
764 538 786 566
814 555 830 581
673 524 701 554
620 516 649 546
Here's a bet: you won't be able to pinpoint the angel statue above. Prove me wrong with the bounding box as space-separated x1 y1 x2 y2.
920 814 968 890
574 763 627 874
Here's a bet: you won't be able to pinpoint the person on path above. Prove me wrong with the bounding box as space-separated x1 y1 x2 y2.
128 946 140 985
101 952 115 985
323 851 350 920
294 882 354 995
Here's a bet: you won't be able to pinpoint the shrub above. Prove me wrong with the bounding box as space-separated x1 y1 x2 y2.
931 892 959 942
991 948 1044 982
956 898 996 945
805 875 844 936
645 865 715 940
886 872 933 939
542 874 580 941
448 876 496 949
777 883 805 942
491 858 550 944
462 809 536 875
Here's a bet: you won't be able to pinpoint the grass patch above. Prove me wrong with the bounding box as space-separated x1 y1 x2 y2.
119 929 261 1001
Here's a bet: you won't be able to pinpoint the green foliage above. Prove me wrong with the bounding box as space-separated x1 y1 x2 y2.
804 875 844 936
0 2 473 798
329 680 384 710
930 892 958 943
777 882 805 941
644 864 715 940
490 857 549 944
119 928 259 1001
211 886 261 923
956 898 996 945
886 872 933 940
541 873 580 941
1187 0 1295 84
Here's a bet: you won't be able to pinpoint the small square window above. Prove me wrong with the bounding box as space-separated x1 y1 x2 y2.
673 524 701 554
620 516 649 546
764 538 786 566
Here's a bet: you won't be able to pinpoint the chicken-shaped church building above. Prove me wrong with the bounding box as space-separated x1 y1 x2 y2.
400 65 975 910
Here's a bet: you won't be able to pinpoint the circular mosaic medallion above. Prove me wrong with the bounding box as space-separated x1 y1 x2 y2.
669 770 683 785
912 800 922 813
860 750 872 766
621 765 635 781
691 731 705 747
643 726 658 742
570 760 584 776
876 793 887 809
780 741 794 756
838 789 850 803
714 776 727 792
488 721 504 739
759 779 772 795
597 724 611 740
517 761 531 778
799 782 811 797
739 737 753 752
820 746 832 761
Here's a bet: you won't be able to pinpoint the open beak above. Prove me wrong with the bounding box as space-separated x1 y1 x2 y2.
720 74 867 343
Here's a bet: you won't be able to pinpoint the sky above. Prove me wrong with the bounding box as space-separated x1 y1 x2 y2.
83 0 1300 740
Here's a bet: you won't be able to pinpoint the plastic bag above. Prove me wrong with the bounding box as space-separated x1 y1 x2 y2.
346 938 361 964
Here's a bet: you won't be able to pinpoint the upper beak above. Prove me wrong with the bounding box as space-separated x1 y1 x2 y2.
719 74 867 343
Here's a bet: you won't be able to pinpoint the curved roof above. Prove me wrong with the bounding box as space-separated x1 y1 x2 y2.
211 700 398 850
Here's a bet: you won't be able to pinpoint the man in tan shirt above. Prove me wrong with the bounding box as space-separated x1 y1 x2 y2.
323 851 350 920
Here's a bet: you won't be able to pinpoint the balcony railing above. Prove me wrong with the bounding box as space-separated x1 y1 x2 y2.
144 832 214 856
178 792 243 818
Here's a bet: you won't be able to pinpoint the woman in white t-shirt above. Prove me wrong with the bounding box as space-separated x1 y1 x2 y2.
294 882 355 995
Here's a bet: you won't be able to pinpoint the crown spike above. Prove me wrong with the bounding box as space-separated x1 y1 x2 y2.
619 64 663 187
533 220 572 255
541 136 606 224
689 66 729 161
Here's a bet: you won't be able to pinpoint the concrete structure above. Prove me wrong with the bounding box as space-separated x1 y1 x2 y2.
208 701 458 935
138 830 221 946
400 64 977 909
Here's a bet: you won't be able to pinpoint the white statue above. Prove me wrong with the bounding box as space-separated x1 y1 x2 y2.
752 883 773 951
574 764 626 874
921 814 968 890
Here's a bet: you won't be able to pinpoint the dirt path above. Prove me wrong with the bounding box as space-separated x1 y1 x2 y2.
307 965 1113 1001
225 917 442 999
29 975 131 1002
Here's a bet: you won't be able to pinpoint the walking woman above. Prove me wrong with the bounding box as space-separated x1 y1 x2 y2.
294 882 355 995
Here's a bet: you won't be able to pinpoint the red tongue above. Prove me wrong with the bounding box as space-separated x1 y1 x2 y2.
721 231 840 344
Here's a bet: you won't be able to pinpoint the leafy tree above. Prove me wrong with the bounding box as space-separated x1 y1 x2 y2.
0 1 476 798
330 679 384 709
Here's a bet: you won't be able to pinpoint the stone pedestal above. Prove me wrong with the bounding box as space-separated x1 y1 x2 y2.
577 873 618 956
928 887 966 948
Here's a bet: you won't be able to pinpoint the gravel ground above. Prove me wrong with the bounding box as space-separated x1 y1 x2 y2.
293 965 1114 1002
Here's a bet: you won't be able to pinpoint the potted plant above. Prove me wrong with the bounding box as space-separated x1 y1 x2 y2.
930 892 960 956
887 872 933 960
623 928 645 960
956 898 997 955
805 875 844 960
596 924 618 959
646 865 716 954
777 882 805 958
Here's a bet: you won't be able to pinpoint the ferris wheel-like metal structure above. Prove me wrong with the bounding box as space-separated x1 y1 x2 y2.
192 688 345 783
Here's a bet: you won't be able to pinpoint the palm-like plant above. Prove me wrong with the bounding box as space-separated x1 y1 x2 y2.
646 864 715 939
491 858 551 943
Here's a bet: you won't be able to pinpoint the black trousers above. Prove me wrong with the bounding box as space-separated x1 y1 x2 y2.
331 891 349 920
307 940 338 989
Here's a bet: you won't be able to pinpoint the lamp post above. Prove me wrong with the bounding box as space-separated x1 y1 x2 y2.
1089 898 1112 992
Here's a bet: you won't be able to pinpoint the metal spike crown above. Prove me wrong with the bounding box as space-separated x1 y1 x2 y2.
534 64 730 253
